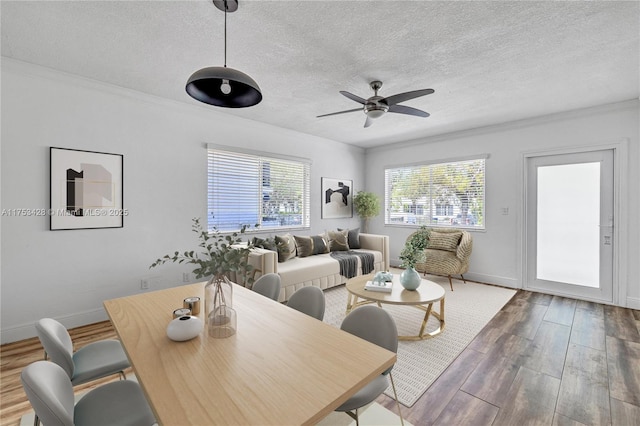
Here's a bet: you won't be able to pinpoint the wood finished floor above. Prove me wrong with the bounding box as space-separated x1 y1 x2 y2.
1 289 639 426
377 289 640 426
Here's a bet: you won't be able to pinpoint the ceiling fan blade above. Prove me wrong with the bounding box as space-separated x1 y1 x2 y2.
388 104 430 118
383 88 434 106
317 108 362 118
364 116 373 128
340 91 367 105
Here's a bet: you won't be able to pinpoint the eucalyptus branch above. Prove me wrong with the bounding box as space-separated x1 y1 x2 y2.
150 218 257 284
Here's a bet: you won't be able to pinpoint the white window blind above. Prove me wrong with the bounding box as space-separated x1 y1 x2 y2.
207 148 311 232
385 158 485 229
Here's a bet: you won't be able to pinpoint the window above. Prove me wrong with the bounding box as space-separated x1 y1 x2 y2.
385 157 485 229
208 146 311 232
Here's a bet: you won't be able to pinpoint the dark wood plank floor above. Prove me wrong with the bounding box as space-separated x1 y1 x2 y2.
1 288 639 426
377 289 640 426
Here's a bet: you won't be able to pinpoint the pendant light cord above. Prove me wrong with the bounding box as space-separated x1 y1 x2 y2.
223 1 227 67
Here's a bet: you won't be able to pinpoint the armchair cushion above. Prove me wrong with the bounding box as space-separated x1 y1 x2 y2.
428 231 462 252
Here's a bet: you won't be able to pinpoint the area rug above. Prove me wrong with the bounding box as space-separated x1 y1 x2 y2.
323 275 517 407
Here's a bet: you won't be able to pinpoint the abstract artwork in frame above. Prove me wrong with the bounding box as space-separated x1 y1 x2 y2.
321 177 353 219
50 147 124 230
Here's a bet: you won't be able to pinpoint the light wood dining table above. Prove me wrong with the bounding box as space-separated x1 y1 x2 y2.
103 282 396 425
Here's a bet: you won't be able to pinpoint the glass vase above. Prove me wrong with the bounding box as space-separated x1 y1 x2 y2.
204 276 237 338
400 267 421 290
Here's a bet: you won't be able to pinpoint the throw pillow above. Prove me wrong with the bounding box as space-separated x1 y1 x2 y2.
327 229 349 252
338 228 361 249
275 233 297 262
428 231 462 252
252 236 277 252
294 235 329 258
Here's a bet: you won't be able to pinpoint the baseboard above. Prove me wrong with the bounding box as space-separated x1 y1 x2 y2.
390 260 520 290
462 272 519 289
626 296 640 310
1 308 108 344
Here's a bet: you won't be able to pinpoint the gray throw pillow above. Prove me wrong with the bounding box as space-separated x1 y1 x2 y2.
338 228 360 249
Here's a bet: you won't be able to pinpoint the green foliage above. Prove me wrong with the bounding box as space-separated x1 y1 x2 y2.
400 226 430 268
150 218 257 284
399 239 426 269
407 226 430 251
353 191 381 219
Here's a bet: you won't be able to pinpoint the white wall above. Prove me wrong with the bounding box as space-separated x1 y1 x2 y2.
364 100 640 308
2 59 638 344
0 59 365 343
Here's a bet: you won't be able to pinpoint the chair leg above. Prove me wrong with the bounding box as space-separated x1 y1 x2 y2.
118 370 127 380
460 274 467 283
344 409 359 425
389 372 404 426
33 414 39 426
448 275 454 291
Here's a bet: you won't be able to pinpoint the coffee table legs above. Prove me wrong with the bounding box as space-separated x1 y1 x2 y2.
400 298 445 341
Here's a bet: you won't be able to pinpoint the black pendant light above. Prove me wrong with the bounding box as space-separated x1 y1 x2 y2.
186 0 262 108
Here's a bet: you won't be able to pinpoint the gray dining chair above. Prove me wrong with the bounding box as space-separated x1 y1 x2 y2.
286 286 325 320
252 273 281 301
336 305 403 426
35 318 130 385
21 360 156 426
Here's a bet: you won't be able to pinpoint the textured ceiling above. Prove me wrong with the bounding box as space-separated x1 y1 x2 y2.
2 1 638 148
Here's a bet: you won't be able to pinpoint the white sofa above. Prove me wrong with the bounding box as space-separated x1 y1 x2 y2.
245 233 389 302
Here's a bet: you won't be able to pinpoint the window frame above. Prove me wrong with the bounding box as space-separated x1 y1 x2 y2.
207 145 311 234
384 156 486 230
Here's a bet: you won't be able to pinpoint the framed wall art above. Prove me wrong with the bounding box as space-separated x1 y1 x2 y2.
50 147 124 230
321 177 353 219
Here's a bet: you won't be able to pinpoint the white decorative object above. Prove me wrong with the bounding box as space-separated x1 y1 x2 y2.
166 315 203 341
364 280 393 293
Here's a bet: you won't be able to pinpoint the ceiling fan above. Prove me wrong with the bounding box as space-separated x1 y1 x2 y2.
317 80 434 128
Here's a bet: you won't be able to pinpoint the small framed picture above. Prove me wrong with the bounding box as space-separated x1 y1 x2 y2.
321 177 353 219
50 147 124 230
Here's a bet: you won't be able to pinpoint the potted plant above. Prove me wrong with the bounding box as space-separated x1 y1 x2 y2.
150 218 256 337
399 235 427 290
353 191 380 233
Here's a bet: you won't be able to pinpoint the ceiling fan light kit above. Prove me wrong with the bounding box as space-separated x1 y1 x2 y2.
318 80 434 128
185 0 262 108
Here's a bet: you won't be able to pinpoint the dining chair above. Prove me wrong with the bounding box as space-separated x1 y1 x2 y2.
336 305 403 426
35 318 130 385
252 273 281 301
21 360 156 426
286 286 325 320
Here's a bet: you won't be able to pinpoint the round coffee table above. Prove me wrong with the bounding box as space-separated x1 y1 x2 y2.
345 273 445 341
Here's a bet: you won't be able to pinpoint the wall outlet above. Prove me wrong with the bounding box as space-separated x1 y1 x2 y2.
182 272 191 283
140 279 150 290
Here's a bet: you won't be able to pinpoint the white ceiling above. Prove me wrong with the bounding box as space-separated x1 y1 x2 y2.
2 1 638 149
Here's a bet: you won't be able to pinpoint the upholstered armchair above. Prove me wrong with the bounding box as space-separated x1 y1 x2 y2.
408 228 473 291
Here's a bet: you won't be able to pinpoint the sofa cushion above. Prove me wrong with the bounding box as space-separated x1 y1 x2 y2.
428 231 462 252
327 229 349 251
338 228 361 249
276 250 383 289
275 233 297 262
294 235 329 257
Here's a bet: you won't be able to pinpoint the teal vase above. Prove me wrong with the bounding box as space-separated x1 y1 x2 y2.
400 267 421 290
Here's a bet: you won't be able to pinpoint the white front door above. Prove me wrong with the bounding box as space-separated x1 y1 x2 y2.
525 149 614 303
